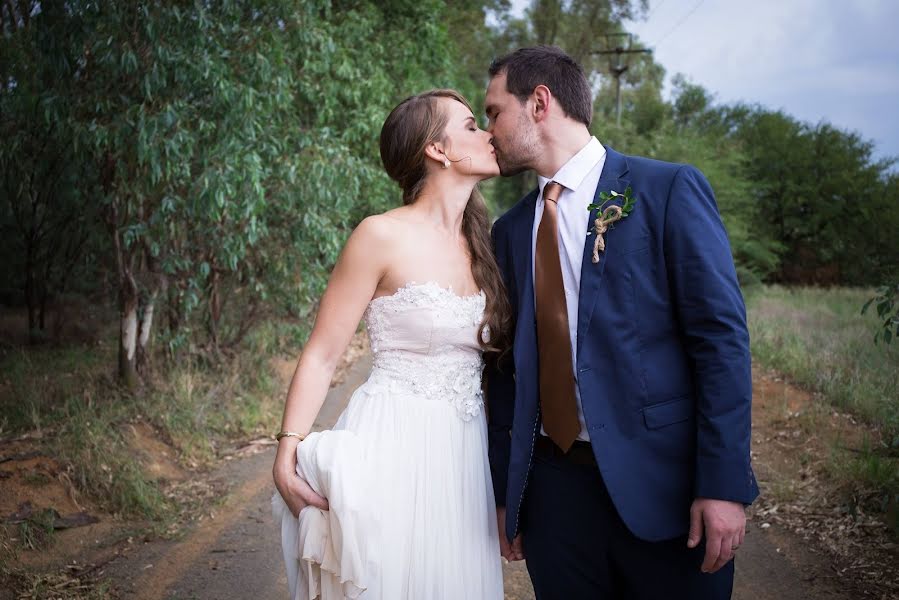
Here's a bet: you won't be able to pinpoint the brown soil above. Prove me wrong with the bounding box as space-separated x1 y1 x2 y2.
0 436 127 580
122 422 186 483
748 366 898 598
0 440 85 518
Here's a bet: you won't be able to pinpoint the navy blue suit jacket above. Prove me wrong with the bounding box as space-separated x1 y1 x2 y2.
487 147 759 543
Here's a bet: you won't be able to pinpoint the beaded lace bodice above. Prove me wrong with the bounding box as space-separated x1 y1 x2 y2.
363 281 487 421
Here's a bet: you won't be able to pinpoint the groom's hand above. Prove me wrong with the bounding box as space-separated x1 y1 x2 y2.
496 507 525 561
688 498 746 573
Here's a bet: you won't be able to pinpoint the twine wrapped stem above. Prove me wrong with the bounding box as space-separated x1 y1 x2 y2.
591 205 623 263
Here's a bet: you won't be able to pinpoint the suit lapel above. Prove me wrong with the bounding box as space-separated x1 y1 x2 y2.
511 188 539 314
576 147 630 357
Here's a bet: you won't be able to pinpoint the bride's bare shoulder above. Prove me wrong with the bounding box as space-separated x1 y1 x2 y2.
351 209 414 244
352 213 390 239
339 212 410 271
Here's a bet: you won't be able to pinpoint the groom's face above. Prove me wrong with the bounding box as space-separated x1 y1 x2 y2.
485 72 540 177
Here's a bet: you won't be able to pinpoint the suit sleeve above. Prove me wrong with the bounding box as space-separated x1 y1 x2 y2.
663 165 759 505
486 220 516 507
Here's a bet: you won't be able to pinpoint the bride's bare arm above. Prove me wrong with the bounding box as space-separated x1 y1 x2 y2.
272 216 389 514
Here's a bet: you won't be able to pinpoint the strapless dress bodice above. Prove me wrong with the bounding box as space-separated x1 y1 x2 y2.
363 281 487 420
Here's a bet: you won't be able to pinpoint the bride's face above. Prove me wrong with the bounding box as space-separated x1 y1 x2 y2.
438 98 500 180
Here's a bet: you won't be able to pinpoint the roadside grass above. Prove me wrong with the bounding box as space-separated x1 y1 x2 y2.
142 343 280 468
0 344 111 434
0 568 113 600
0 316 302 529
54 388 172 520
746 285 899 532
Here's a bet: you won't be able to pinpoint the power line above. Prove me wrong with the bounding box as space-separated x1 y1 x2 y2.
653 0 705 46
646 0 667 21
591 34 652 126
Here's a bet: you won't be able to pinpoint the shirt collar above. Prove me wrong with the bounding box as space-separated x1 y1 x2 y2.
538 136 606 197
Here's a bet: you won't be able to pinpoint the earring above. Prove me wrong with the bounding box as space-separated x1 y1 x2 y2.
442 159 450 169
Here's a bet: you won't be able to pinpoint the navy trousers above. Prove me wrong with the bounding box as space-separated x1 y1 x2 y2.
521 444 734 600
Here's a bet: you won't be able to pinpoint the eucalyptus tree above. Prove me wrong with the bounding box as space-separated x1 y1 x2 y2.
0 0 104 343
2 0 522 386
68 0 462 386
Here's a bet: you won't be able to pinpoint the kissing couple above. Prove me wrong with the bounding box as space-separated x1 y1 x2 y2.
272 45 758 600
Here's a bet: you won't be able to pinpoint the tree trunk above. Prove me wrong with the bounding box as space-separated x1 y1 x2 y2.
119 285 139 390
136 285 159 373
108 193 140 389
207 266 221 351
167 285 182 336
38 280 47 332
24 247 39 343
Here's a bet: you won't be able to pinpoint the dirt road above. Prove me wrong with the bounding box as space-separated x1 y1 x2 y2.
96 354 856 600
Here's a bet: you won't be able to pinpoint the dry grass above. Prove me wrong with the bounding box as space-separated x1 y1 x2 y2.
746 285 899 537
747 286 898 435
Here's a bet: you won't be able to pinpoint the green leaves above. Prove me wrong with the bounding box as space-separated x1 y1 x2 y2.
587 186 637 219
862 284 899 346
69 1 439 332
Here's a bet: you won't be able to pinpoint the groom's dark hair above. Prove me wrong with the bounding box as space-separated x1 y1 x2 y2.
489 45 592 127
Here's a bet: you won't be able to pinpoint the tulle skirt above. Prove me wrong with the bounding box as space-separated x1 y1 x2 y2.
271 371 504 599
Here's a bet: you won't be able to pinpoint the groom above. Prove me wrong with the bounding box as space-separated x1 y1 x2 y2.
484 46 759 599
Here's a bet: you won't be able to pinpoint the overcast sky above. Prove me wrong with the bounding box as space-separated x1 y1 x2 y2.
510 0 899 163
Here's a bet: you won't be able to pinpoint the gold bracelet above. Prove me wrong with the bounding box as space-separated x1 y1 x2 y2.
275 431 306 442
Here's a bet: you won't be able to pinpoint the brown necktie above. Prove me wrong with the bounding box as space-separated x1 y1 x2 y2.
535 181 581 452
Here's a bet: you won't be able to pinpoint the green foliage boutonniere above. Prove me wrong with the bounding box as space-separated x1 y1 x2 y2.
586 186 637 263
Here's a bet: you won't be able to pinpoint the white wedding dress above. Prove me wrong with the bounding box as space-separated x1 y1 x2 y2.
271 281 504 600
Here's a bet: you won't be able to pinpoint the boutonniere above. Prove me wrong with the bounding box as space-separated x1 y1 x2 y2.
586 186 637 263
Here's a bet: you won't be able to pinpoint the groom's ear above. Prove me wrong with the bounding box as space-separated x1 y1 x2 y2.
532 84 552 123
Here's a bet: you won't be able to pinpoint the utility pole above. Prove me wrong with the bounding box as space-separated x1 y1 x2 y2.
591 33 652 126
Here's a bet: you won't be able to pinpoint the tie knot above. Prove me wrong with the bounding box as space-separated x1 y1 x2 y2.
543 181 564 204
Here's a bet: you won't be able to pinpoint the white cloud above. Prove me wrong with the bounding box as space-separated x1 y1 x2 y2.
626 0 899 160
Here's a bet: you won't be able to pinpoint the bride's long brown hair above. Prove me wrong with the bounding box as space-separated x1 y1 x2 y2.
379 89 511 357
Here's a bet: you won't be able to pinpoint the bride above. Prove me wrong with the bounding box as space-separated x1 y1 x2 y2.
271 89 508 599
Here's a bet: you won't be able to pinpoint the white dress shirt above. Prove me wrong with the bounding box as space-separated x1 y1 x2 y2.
532 136 607 442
